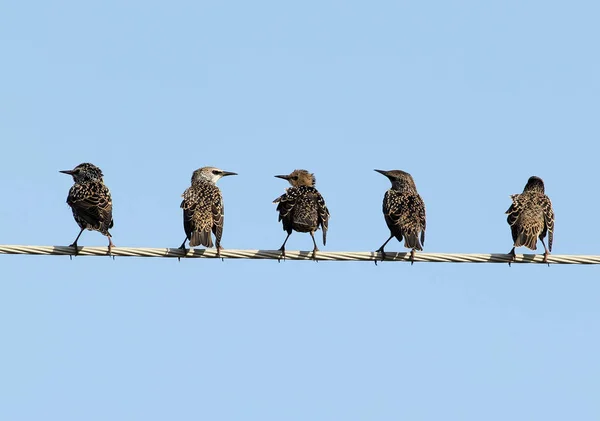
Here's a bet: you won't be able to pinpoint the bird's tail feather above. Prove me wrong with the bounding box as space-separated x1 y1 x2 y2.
189 230 213 248
515 230 537 250
404 231 423 251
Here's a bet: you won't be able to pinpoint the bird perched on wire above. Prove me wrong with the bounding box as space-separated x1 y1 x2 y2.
60 163 114 256
273 169 330 260
179 166 237 258
374 169 426 264
506 176 554 265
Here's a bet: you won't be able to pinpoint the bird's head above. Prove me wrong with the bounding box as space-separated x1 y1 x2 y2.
60 163 104 183
374 169 417 191
191 167 238 185
275 169 315 187
523 176 545 193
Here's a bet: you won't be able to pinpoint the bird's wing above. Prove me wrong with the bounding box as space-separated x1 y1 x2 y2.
211 193 224 245
181 187 202 238
67 182 113 231
382 190 399 232
274 191 296 222
315 191 330 245
542 195 554 252
415 194 426 246
505 194 521 226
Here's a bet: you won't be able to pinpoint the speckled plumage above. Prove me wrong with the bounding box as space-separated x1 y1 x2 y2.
60 163 114 254
274 169 329 259
179 167 237 255
506 176 554 262
375 169 426 262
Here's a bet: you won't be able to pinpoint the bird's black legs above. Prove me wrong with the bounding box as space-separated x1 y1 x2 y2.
540 238 550 267
278 233 291 262
508 247 516 266
178 238 187 250
309 232 319 261
375 235 394 264
410 249 415 265
177 237 188 261
216 244 224 262
69 228 85 257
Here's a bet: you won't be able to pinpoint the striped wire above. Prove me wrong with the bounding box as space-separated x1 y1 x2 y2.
0 245 598 264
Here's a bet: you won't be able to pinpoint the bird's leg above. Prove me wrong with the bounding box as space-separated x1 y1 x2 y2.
508 247 516 267
69 228 85 257
107 235 115 260
278 233 291 263
216 244 224 262
375 235 394 265
177 238 188 262
540 238 550 267
310 232 319 262
410 249 415 265
178 238 187 250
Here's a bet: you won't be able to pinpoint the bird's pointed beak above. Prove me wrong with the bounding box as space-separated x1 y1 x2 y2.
374 169 389 176
221 171 238 177
60 169 75 175
275 174 290 180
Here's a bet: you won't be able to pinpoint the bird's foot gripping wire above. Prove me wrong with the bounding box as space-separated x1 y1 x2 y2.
312 247 319 262
177 238 188 262
216 246 224 262
374 247 386 266
68 241 79 260
508 247 516 267
410 249 415 265
108 238 115 260
543 251 550 267
277 247 286 263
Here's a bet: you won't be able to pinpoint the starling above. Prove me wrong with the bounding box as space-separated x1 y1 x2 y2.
273 169 330 260
506 176 554 264
179 167 237 258
60 163 114 255
375 169 426 263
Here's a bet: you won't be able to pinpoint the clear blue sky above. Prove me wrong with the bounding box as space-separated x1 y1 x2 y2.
1 0 599 419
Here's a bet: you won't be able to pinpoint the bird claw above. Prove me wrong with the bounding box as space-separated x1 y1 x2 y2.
108 241 115 260
312 248 319 262
508 248 516 267
69 242 79 258
543 252 550 267
177 243 187 262
277 247 286 263
375 248 386 264
217 246 224 262
410 249 415 265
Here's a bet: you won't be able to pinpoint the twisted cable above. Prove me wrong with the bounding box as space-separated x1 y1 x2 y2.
0 245 598 264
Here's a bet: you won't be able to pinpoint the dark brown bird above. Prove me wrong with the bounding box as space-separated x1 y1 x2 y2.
60 163 114 255
375 169 426 263
273 169 330 260
506 176 554 264
179 166 237 257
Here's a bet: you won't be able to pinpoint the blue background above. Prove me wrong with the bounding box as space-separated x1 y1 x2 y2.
1 1 599 419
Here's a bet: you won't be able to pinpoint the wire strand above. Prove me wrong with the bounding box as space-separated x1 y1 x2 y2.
0 245 598 264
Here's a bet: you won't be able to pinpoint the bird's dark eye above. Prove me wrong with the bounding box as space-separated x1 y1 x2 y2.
212 170 219 175
292 176 299 180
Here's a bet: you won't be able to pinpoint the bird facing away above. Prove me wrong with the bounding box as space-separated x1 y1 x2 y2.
506 176 554 264
375 169 426 263
179 167 237 257
60 163 114 255
273 169 330 260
